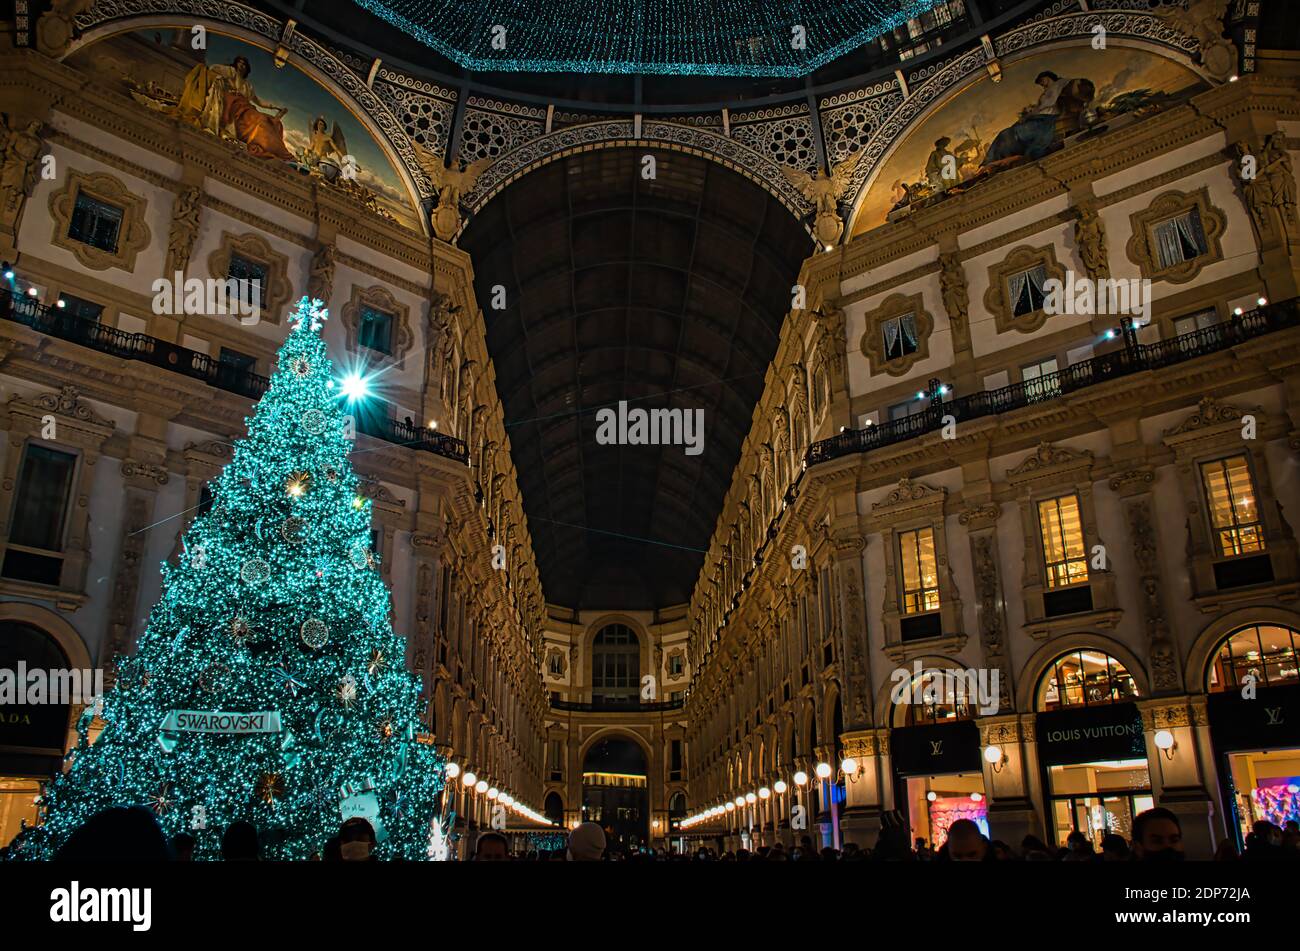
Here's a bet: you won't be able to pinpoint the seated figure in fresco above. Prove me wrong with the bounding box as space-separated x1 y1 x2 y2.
981 71 1095 167
302 116 349 177
177 55 295 161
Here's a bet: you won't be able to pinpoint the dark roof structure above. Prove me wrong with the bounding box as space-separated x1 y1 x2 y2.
461 149 810 610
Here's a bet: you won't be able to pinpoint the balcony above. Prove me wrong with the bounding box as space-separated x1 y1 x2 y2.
550 698 685 714
0 288 469 464
807 299 1300 468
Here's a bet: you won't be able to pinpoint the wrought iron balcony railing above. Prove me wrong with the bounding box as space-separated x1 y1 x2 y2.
550 697 685 714
806 299 1300 468
0 288 469 464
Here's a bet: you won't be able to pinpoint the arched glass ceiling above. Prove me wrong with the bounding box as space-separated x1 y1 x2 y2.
350 0 943 77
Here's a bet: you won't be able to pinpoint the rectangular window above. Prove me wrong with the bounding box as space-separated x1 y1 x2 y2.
1022 356 1061 402
56 293 104 323
358 306 394 355
8 445 77 551
218 347 257 373
889 400 921 421
881 313 919 362
67 193 123 252
1200 455 1265 556
1038 494 1089 589
670 740 683 781
898 527 940 614
1009 264 1048 317
668 653 684 676
1152 208 1208 269
1173 308 1218 338
226 253 267 308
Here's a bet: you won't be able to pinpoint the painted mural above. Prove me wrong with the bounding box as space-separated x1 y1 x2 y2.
850 46 1207 236
67 30 415 225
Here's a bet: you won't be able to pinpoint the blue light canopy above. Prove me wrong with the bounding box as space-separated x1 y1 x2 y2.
350 0 943 77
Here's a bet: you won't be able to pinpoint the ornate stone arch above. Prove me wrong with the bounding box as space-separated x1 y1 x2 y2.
873 651 973 726
1015 632 1152 714
461 120 814 236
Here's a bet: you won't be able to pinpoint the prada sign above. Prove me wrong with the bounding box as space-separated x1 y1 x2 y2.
1208 683 1300 751
890 720 981 776
1035 702 1145 766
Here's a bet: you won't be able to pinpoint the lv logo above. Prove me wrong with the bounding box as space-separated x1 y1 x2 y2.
1265 706 1284 725
929 740 944 756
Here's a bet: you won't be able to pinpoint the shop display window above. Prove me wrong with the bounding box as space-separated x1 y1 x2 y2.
903 772 987 848
1038 650 1138 710
1047 759 1152 849
1226 749 1300 841
1209 625 1300 692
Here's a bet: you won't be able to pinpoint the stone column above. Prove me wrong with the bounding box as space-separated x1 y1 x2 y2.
831 531 873 730
978 715 1039 846
1139 697 1216 860
838 728 886 845
1109 468 1182 694
106 452 169 660
958 502 1015 713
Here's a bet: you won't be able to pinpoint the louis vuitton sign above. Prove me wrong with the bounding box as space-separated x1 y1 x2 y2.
1208 684 1300 752
890 721 981 776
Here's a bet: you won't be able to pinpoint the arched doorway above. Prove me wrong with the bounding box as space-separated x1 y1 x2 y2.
543 791 564 825
582 735 649 852
0 621 75 847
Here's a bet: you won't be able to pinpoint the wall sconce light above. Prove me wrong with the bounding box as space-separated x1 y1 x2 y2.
983 744 1007 774
1154 729 1177 760
840 757 862 784
814 762 832 780
793 770 809 787
773 779 788 795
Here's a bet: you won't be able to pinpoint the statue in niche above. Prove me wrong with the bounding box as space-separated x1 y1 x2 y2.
165 185 203 275
1074 203 1110 280
0 116 43 233
938 253 968 333
307 243 335 304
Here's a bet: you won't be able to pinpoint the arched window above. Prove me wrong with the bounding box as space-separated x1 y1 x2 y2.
1208 624 1300 692
1037 649 1138 711
543 791 564 824
892 667 977 726
668 791 687 819
591 623 640 707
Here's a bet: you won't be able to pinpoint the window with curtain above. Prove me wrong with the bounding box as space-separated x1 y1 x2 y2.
898 527 940 614
8 444 77 552
1200 455 1265 556
67 193 123 252
1152 208 1208 269
1009 264 1048 317
882 313 919 362
1038 494 1088 588
358 306 395 354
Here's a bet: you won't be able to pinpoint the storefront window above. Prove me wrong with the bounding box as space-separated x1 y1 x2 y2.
1047 760 1153 849
904 773 987 848
1226 750 1300 842
894 668 976 726
1208 624 1300 692
1038 649 1137 710
0 777 43 848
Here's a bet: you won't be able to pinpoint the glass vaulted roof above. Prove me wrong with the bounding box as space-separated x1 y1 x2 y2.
349 0 942 77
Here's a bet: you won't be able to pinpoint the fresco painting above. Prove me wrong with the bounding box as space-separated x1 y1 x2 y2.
851 46 1208 236
67 30 415 225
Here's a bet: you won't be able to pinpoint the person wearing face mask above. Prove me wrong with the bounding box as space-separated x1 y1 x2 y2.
1131 807 1184 862
338 818 378 862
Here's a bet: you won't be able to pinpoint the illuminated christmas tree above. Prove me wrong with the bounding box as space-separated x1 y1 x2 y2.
13 298 443 860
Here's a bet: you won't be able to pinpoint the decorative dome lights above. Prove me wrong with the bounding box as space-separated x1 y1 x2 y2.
351 0 940 77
